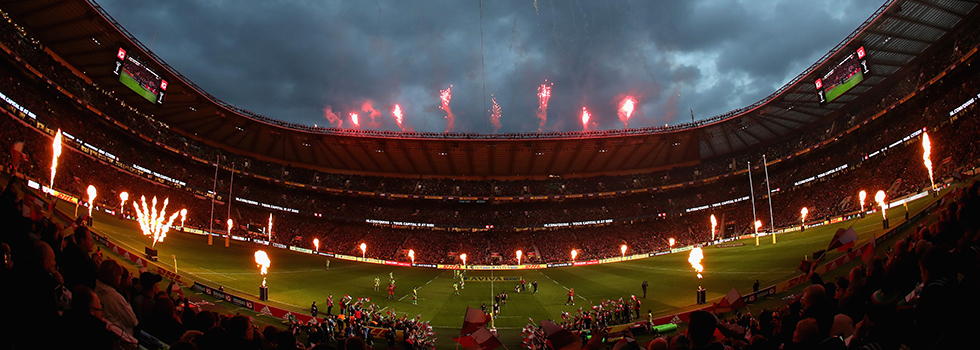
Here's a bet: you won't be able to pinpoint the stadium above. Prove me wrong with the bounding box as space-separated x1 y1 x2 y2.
0 0 978 349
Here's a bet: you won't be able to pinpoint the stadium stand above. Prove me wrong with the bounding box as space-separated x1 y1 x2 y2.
1 1 979 349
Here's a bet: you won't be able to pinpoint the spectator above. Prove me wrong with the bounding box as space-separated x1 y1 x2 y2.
96 259 139 337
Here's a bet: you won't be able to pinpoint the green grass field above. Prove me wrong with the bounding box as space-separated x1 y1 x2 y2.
70 188 940 347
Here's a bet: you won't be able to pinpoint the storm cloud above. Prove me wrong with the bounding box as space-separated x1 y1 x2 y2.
97 0 882 133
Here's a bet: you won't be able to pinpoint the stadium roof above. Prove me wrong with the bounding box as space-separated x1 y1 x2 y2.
1 0 976 179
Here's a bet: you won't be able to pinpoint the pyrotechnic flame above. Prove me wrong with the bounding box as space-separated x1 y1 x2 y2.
313 238 319 251
408 249 415 263
710 215 717 240
801 207 808 223
620 244 628 257
618 96 636 128
393 104 404 130
571 249 578 260
516 250 523 264
50 129 63 191
254 250 271 287
180 208 187 228
86 185 97 217
323 105 343 128
439 85 454 132
360 242 367 255
133 195 180 248
490 95 502 133
859 190 867 212
922 132 935 190
460 253 467 265
755 220 763 232
536 81 552 132
350 113 360 128
267 213 272 237
227 218 233 232
120 192 129 213
669 237 676 247
875 190 887 219
688 247 704 279
581 107 591 130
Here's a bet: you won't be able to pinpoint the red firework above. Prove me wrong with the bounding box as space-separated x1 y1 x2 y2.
350 113 360 128
581 107 591 131
439 85 454 132
536 81 552 132
618 96 636 128
393 104 404 131
490 95 502 133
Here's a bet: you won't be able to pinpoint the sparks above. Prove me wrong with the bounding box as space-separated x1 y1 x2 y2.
254 250 271 287
688 247 704 279
393 104 404 130
875 190 887 220
50 129 63 192
119 192 129 214
133 195 180 248
710 214 717 240
581 107 591 130
350 113 360 127
618 96 637 129
922 132 935 191
536 81 552 132
490 95 502 133
86 185 97 217
859 190 867 212
439 85 454 132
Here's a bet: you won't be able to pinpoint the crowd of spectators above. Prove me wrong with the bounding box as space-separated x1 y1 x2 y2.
521 183 979 349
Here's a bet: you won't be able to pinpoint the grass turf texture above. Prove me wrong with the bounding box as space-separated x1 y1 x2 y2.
61 187 941 348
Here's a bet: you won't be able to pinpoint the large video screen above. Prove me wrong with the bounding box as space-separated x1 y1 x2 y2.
113 47 167 104
815 46 868 104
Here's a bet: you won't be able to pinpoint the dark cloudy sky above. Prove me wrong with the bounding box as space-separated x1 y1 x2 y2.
96 0 882 134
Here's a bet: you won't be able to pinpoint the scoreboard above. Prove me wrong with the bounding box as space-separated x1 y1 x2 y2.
113 47 167 104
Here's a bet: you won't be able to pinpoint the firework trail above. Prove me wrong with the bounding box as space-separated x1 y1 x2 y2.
490 95 502 133
618 96 636 129
440 85 454 132
581 107 591 131
536 81 552 132
350 113 360 128
393 104 404 131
